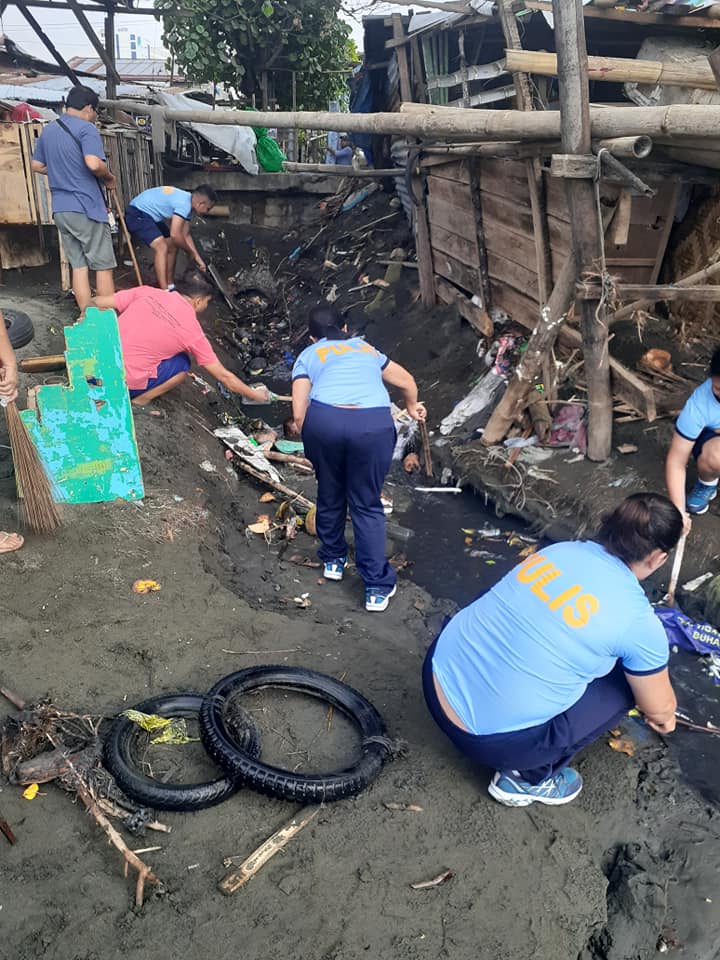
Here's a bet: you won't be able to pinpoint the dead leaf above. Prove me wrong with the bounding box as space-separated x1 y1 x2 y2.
518 544 538 558
464 537 473 546
132 579 162 594
248 514 272 535
259 492 276 503
608 737 635 757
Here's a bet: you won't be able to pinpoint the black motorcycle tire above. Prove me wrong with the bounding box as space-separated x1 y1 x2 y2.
200 666 390 804
104 693 261 812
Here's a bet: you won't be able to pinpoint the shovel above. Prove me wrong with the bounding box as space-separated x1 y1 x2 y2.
206 262 238 314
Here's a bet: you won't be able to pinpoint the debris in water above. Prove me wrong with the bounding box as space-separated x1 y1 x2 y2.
410 868 454 890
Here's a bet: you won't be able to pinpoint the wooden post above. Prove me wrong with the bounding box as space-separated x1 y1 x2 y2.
552 0 612 462
67 0 122 89
104 7 117 102
413 174 436 307
392 14 412 103
496 0 552 304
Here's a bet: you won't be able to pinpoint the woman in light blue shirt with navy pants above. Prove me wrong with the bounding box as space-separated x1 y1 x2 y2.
292 306 426 612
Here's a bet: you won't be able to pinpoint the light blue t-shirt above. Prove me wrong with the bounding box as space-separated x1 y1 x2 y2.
292 337 391 408
33 116 108 222
675 378 720 442
130 186 192 223
432 540 669 735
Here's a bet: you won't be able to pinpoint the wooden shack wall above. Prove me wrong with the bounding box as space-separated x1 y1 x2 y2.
421 156 681 330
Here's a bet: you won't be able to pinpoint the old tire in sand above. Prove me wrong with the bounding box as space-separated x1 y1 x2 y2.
200 666 390 803
4 310 34 350
104 693 261 812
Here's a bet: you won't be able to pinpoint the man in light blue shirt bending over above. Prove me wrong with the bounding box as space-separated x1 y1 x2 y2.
125 184 216 291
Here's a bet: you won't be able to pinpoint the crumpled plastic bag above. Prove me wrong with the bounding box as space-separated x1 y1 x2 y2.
123 709 198 744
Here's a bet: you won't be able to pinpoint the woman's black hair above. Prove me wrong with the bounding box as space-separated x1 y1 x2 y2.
710 346 720 377
308 304 349 341
595 492 682 565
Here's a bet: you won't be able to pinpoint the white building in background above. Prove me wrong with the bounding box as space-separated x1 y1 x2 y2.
115 27 165 60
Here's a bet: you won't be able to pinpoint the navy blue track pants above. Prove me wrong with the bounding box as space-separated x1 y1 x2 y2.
422 636 635 784
302 400 396 591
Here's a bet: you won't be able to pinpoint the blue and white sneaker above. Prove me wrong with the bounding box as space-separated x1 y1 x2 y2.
365 584 397 612
488 767 583 807
687 480 718 515
323 557 347 581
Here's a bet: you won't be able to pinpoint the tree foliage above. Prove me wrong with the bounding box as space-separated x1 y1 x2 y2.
157 0 355 109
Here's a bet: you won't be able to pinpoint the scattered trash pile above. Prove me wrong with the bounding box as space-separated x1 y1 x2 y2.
0 668 396 905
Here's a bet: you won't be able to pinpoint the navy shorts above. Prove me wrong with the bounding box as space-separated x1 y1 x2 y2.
692 427 720 460
125 204 170 247
129 353 190 398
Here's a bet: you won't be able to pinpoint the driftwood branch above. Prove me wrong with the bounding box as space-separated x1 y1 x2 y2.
219 805 321 895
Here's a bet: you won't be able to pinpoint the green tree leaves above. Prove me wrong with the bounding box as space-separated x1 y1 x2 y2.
156 0 356 108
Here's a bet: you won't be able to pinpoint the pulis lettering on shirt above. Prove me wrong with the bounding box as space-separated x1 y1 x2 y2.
315 342 379 364
516 553 600 628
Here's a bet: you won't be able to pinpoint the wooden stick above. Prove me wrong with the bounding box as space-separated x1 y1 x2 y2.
0 686 26 710
263 450 314 470
219 805 321 895
578 283 720 302
282 162 399 177
419 421 433 478
663 532 687 606
612 251 720 323
675 716 720 736
111 189 142 287
19 354 67 373
233 459 314 510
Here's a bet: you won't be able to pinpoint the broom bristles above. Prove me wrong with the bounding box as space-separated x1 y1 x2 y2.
3 401 61 534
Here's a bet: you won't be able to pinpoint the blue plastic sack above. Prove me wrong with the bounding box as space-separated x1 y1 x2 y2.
655 607 720 656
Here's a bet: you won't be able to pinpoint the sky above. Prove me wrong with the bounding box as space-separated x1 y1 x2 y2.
0 1 415 63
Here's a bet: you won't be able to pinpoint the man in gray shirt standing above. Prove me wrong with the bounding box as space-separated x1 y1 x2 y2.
32 85 116 310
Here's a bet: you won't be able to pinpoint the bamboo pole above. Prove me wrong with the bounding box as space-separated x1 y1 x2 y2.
102 99 720 142
553 0 612 462
612 252 720 323
282 162 399 177
505 48 719 92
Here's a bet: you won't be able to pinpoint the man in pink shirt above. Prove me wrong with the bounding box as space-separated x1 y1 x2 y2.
91 276 270 406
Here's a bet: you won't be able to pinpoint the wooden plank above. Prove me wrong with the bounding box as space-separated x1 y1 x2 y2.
487 250 540 300
429 223 480 268
480 192 572 254
432 249 481 293
0 126 34 224
559 325 657 421
427 194 477 238
414 178 436 308
525 0 720 29
435 277 493 337
489 279 539 326
424 159 471 184
476 161 530 201
479 157 529 181
468 159 491 309
483 222 539 271
427 174 472 206
392 14 412 103
649 181 680 284
577 283 720 302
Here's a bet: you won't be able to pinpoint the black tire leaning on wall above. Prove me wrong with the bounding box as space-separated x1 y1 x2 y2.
4 310 34 350
103 693 261 812
200 666 391 804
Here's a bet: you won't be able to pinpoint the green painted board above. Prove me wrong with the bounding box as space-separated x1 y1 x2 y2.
20 306 144 504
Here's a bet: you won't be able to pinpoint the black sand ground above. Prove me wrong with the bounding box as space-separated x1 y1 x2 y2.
1 201 720 959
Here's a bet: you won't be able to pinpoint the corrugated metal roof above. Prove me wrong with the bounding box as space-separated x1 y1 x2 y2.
0 75 155 102
68 57 183 80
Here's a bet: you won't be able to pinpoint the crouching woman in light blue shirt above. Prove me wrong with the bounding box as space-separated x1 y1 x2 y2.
425 493 681 807
291 305 426 612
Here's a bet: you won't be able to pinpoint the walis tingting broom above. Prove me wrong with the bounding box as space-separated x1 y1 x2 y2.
1 398 61 533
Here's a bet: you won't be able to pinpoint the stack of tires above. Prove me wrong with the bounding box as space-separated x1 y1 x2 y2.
104 666 391 813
